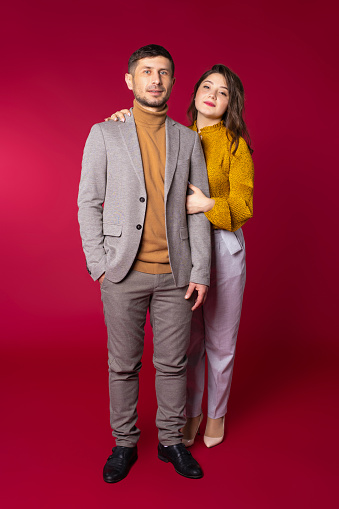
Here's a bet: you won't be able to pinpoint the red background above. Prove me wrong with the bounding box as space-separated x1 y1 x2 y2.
1 0 338 507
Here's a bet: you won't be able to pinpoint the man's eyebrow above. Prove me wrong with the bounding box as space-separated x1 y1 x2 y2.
140 66 170 71
203 79 228 90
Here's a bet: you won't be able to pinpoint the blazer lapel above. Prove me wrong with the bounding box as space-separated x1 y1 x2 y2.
119 112 145 188
164 117 179 200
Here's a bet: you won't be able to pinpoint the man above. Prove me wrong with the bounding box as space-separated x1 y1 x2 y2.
78 45 211 482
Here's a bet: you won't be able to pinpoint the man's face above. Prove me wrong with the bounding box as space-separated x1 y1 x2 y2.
125 56 175 111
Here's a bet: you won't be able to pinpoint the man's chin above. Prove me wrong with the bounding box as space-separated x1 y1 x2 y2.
136 95 168 109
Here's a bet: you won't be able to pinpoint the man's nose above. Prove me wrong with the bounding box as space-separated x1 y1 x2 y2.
152 72 161 84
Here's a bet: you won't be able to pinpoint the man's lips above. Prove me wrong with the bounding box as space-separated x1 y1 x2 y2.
148 89 164 95
204 101 215 107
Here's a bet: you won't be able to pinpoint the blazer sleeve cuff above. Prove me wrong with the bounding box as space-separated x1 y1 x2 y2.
189 269 210 287
87 255 107 282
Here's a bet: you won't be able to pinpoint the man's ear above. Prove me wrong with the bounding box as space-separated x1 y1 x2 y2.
125 73 133 90
172 77 176 87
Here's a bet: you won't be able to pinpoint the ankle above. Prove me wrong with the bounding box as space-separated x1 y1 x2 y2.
205 416 225 438
182 414 203 441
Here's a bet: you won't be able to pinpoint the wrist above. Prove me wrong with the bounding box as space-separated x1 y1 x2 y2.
203 198 215 213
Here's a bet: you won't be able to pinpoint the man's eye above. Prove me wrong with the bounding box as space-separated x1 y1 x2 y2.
160 71 168 75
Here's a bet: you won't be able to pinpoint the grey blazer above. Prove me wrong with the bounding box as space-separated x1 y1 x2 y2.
78 112 211 287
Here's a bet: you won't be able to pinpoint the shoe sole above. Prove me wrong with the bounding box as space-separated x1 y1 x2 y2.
158 453 203 479
103 454 138 483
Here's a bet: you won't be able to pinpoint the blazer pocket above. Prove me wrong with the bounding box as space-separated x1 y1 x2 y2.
180 226 189 240
103 223 122 237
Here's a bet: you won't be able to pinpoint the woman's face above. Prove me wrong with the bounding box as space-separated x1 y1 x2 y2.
195 73 229 122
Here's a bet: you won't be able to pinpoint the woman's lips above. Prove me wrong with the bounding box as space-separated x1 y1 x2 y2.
204 101 215 107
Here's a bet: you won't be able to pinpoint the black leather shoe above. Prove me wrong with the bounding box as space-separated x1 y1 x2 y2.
103 446 138 483
158 442 203 479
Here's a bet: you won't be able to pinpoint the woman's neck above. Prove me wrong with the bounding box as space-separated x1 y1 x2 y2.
196 112 222 131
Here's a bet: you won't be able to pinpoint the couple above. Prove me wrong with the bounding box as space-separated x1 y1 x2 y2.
78 44 254 483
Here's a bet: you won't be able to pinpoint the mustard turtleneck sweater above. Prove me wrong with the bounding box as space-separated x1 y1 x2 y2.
132 100 172 274
191 121 254 232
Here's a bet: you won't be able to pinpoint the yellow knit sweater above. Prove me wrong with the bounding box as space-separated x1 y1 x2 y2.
191 121 254 232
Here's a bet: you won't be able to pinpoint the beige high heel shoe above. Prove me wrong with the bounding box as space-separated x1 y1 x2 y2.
182 414 203 447
203 416 225 448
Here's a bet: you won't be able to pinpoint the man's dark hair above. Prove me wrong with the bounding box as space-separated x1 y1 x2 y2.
128 44 175 76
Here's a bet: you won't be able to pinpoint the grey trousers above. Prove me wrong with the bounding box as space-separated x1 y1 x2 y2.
100 271 193 447
186 229 246 419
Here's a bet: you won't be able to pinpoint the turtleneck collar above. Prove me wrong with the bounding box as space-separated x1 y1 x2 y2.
133 99 168 127
192 120 225 134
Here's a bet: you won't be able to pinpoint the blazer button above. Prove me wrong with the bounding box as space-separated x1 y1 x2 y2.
139 197 145 202
136 224 142 230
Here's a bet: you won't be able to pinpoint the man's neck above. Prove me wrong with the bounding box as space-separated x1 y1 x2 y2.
133 100 168 126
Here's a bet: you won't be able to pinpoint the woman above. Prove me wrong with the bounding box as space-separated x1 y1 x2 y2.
106 64 254 448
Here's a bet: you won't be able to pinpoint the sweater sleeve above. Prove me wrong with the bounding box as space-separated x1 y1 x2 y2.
204 137 254 231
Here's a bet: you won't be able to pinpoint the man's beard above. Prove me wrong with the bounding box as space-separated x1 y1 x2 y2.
134 89 170 109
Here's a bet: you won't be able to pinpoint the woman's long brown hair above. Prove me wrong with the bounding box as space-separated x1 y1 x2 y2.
187 64 253 155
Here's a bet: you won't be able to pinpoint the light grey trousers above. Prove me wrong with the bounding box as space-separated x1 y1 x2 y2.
100 270 193 447
186 229 246 419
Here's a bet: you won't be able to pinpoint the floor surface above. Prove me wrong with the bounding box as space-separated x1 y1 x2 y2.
1 329 338 509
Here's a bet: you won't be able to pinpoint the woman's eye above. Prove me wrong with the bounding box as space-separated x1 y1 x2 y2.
203 85 209 89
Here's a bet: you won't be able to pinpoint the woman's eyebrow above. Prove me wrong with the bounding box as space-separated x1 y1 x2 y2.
203 79 228 90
